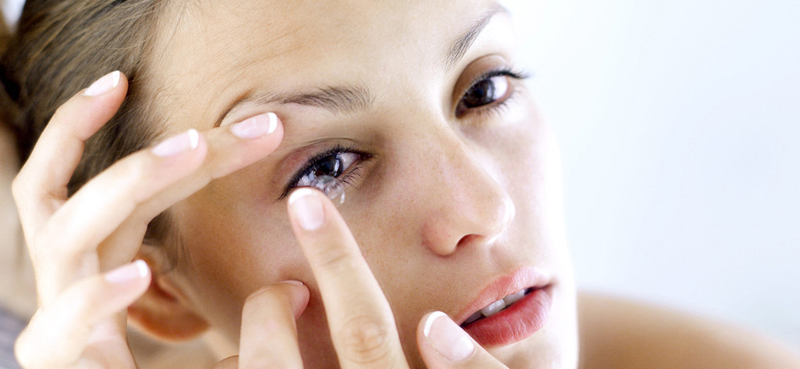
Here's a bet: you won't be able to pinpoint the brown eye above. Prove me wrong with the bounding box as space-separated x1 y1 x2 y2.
459 75 510 111
296 152 360 187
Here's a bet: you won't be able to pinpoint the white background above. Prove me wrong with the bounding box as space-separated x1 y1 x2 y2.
508 0 800 349
4 0 799 350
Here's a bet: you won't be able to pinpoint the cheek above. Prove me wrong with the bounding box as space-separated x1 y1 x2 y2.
170 175 314 340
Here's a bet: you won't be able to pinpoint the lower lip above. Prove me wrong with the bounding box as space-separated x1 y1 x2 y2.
462 286 553 347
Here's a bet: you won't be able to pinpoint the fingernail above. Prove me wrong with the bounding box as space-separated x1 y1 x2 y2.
288 188 325 231
105 260 149 284
84 71 121 96
151 129 199 157
279 280 305 286
230 112 279 139
424 312 475 362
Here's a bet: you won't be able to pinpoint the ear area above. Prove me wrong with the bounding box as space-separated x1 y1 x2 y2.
127 251 209 341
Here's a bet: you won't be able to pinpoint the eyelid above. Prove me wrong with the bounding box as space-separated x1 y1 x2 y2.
277 144 371 200
453 56 528 105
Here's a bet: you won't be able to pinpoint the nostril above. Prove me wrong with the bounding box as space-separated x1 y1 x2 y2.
456 234 482 248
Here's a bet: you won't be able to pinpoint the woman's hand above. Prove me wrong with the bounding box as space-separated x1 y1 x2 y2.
215 187 509 369
13 71 285 369
13 70 506 369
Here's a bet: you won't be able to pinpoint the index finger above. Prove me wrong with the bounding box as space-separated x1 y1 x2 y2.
287 188 410 369
13 71 127 240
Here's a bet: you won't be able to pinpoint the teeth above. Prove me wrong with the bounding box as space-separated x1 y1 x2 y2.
462 289 532 326
464 311 482 325
503 289 526 305
480 299 506 317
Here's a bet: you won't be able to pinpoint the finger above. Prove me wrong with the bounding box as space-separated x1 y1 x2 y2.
238 282 309 369
287 188 409 368
13 71 127 245
417 312 508 369
35 128 207 303
100 112 284 269
40 113 283 301
15 261 150 369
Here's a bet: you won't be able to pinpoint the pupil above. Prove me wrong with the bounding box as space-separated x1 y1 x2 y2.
464 78 495 108
314 155 343 178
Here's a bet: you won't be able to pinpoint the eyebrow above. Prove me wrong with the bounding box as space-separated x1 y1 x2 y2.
214 3 508 126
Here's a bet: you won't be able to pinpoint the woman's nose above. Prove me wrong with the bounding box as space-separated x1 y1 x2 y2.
419 138 516 256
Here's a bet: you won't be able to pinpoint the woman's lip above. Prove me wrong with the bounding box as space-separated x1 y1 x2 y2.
454 266 552 325
462 285 553 347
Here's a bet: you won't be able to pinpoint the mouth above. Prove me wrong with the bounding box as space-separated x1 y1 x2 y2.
459 287 537 327
454 267 554 347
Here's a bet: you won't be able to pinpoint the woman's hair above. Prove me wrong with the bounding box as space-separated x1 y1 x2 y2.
1 0 176 247
0 9 18 137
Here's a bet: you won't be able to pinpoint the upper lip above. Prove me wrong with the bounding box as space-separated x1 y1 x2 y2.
453 266 552 325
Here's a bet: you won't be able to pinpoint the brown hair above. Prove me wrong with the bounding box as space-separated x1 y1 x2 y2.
1 0 176 249
0 9 17 138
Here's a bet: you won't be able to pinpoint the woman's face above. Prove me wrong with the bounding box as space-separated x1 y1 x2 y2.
147 0 576 367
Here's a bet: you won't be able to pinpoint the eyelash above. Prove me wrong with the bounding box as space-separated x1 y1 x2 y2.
456 67 531 119
279 144 372 200
281 66 530 198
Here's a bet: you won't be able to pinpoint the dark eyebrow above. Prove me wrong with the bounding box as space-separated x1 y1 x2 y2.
445 3 509 72
214 85 374 127
215 3 508 126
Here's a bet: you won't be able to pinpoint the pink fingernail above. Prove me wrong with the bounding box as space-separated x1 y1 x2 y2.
105 260 149 284
84 71 121 97
151 129 199 157
424 312 475 362
230 112 278 139
279 280 305 286
289 188 325 231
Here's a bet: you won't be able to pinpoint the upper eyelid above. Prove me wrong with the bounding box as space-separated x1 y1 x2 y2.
278 145 369 200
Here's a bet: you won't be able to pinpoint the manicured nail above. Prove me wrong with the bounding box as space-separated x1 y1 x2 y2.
151 129 199 157
84 71 121 96
105 260 149 284
424 312 475 362
288 188 325 231
230 112 278 139
279 280 305 286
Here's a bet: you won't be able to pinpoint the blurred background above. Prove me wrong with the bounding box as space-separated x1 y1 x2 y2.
508 0 800 349
4 0 799 351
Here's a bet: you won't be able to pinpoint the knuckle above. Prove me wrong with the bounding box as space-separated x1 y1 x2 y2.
103 156 150 203
14 331 34 368
10 174 24 201
335 315 394 365
10 172 33 205
50 103 72 126
311 240 357 273
14 330 49 369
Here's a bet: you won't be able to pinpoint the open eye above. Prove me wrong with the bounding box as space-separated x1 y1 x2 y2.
296 151 360 187
461 75 509 109
456 68 528 117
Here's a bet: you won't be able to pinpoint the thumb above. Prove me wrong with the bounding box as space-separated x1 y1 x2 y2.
417 311 509 368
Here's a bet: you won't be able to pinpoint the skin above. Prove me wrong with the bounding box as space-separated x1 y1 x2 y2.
8 0 800 368
14 0 577 368
150 0 576 367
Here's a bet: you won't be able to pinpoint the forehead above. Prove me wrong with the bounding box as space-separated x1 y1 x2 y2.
148 0 502 127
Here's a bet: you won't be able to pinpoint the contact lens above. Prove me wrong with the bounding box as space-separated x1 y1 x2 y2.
308 175 346 205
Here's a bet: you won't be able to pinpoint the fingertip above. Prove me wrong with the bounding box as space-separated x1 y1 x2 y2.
288 187 327 231
417 311 476 363
283 281 311 319
246 281 310 320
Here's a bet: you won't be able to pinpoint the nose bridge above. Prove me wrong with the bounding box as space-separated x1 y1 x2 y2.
417 128 516 255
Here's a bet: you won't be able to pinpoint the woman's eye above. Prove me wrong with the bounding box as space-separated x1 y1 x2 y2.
296 152 360 187
460 75 510 110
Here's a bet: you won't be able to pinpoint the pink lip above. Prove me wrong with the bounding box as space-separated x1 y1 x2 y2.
453 267 553 346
